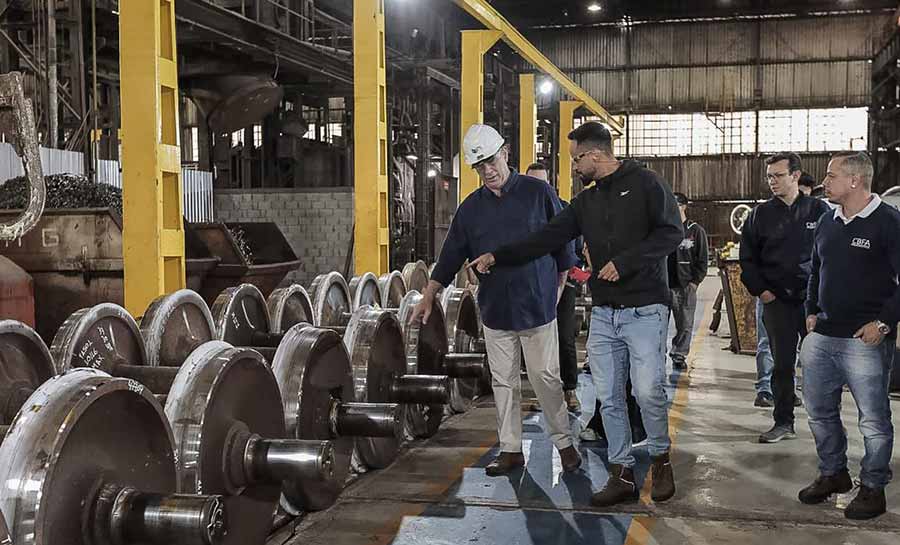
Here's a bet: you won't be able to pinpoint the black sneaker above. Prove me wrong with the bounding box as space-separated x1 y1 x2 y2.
672 358 687 371
798 469 853 504
582 362 591 374
845 485 887 520
758 424 796 443
590 465 639 507
754 392 774 408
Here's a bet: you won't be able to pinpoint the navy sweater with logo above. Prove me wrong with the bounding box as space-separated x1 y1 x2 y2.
740 194 831 303
806 202 900 338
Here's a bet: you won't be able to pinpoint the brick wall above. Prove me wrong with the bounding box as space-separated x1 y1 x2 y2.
213 187 354 287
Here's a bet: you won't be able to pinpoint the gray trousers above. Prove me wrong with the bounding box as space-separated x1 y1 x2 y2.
670 285 698 361
483 320 573 452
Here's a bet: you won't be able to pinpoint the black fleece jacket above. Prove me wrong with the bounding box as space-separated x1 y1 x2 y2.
492 160 684 308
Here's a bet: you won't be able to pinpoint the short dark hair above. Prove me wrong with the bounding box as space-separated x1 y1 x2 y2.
798 171 816 189
526 162 547 173
765 152 802 174
568 121 613 153
673 192 689 206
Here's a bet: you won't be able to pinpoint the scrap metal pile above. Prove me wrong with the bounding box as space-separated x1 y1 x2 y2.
0 173 123 214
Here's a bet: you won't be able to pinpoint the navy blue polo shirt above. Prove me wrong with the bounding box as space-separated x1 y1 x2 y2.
431 171 577 331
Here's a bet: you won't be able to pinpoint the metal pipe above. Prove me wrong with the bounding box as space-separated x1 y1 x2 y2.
113 365 180 395
390 375 450 405
245 437 335 484
101 485 226 545
47 0 58 147
443 353 487 378
330 401 401 438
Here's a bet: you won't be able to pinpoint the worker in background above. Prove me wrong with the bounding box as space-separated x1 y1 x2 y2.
800 151 900 520
754 297 776 407
409 124 581 476
467 121 683 508
740 152 830 444
666 192 709 370
799 171 816 196
525 161 582 413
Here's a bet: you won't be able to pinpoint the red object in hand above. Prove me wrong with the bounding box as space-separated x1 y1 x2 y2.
568 266 591 283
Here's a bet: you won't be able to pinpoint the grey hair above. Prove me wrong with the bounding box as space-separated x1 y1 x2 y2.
831 151 874 190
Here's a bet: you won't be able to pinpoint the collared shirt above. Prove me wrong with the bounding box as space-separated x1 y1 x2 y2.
430 171 577 331
807 198 900 337
834 194 882 224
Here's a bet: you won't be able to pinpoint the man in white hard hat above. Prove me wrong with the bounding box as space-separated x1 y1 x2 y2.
410 124 581 476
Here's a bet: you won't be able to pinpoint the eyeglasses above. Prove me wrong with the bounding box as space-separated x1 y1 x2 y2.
472 154 502 172
571 150 619 165
765 171 791 181
572 149 593 164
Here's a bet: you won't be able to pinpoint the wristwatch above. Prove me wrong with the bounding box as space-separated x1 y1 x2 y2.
875 320 892 335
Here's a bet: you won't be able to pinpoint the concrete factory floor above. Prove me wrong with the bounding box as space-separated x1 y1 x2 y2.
274 275 900 545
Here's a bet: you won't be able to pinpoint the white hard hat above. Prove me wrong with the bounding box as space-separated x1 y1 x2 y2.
463 124 505 166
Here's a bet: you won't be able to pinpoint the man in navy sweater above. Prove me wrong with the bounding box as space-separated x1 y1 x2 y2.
740 152 830 443
409 124 581 476
799 151 900 520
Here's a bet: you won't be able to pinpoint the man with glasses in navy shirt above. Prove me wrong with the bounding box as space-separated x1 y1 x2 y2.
740 152 830 444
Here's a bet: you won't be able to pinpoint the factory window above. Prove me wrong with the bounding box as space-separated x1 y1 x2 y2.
253 125 263 148
595 107 868 157
191 127 199 163
231 129 244 148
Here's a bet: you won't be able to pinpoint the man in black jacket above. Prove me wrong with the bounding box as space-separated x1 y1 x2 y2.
468 121 683 508
740 152 831 444
667 192 709 370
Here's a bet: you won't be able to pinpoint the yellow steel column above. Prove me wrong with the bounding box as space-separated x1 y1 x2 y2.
518 73 536 170
460 30 502 202
557 100 582 202
353 0 390 275
120 0 186 317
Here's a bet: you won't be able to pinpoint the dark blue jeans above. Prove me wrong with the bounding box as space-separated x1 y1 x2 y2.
800 332 895 489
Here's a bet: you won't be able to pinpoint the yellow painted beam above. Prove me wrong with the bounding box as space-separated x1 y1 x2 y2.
452 0 624 135
518 73 536 170
353 0 390 275
460 30 502 202
558 101 582 202
120 0 186 317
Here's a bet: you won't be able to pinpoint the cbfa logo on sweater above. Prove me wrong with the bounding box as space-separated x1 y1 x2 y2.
851 238 871 249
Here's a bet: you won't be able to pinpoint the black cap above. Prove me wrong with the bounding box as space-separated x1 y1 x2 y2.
674 192 689 206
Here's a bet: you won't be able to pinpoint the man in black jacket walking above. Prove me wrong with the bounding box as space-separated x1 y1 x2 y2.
740 152 831 444
667 192 709 370
468 121 683 508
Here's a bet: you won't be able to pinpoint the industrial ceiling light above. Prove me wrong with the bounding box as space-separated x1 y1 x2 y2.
539 80 554 95
427 169 438 178
587 3 602 13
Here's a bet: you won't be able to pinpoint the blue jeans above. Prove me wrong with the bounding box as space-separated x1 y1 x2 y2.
800 332 895 489
755 298 774 395
586 304 671 467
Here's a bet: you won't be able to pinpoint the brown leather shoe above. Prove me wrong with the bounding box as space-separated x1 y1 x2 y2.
485 452 525 476
559 445 582 472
